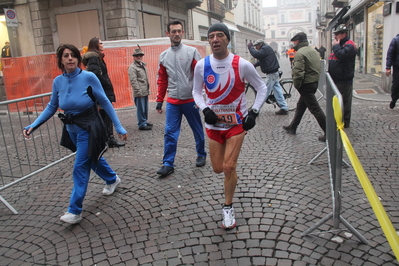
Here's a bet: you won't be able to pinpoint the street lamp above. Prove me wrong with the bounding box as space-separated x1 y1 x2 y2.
223 0 238 12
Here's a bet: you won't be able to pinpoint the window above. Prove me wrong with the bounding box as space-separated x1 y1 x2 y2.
56 10 101 48
366 2 384 75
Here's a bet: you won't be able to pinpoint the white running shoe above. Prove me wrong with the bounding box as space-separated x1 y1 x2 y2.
60 212 82 224
102 176 121 195
221 206 236 230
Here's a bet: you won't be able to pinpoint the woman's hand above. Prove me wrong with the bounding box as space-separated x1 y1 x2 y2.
23 128 33 138
118 133 128 141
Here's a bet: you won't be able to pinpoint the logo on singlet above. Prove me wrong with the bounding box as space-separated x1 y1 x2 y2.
207 75 216 84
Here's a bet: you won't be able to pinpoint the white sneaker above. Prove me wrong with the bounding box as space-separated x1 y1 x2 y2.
102 176 121 195
221 206 236 230
60 212 82 224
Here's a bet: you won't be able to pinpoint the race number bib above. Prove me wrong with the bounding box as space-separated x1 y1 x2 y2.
211 105 238 128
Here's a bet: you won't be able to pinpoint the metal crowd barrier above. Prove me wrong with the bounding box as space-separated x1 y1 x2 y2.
0 93 75 214
302 69 368 244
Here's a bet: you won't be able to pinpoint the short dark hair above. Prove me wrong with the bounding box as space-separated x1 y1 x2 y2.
56 44 82 71
87 37 100 53
167 20 183 32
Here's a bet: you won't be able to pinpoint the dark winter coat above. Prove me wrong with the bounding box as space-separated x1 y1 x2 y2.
292 41 320 89
386 34 399 69
249 43 280 74
82 51 116 102
317 46 326 59
328 36 357 83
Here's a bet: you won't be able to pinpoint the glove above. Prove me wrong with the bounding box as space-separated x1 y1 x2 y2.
247 42 254 49
202 107 218 125
242 110 258 131
156 102 163 110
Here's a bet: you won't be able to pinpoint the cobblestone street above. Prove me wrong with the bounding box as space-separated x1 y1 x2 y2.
0 57 398 265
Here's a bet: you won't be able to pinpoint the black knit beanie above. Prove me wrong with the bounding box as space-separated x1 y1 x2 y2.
208 23 230 41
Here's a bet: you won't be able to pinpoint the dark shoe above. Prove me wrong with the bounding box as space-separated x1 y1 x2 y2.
157 165 174 177
139 125 152 130
195 156 206 167
146 122 153 127
275 109 289 115
283 125 296 135
390 101 396 109
318 135 326 142
108 137 125 148
344 123 350 128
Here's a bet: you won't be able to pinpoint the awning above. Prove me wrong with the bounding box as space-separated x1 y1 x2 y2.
325 6 351 32
224 23 240 32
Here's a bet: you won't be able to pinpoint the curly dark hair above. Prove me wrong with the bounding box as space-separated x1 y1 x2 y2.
56 44 82 71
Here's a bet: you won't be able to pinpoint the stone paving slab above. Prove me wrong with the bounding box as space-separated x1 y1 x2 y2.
0 58 398 265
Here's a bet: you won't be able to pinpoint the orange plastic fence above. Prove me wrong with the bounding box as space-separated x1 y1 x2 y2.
1 43 208 111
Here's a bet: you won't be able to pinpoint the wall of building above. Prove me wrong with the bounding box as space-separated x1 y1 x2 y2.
9 0 190 56
262 0 318 54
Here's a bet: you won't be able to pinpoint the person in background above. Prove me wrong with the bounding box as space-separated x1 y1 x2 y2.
248 39 289 115
23 44 127 224
328 24 357 128
386 33 399 109
193 23 268 230
317 45 326 59
82 37 125 147
155 20 206 177
128 47 152 130
283 32 326 142
1 41 11 57
287 45 296 67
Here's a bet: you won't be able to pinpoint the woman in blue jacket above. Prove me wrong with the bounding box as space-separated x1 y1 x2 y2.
23 44 128 224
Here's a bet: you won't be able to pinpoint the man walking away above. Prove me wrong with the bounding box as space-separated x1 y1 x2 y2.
283 32 327 142
386 33 399 109
248 39 289 115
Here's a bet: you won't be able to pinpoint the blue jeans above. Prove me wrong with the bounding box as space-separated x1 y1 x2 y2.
265 72 288 111
134 96 149 128
163 101 206 167
68 129 117 215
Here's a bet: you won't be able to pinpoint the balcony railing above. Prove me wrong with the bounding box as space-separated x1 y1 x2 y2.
182 0 203 9
208 0 225 18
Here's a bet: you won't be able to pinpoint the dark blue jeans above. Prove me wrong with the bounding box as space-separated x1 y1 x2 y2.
391 66 399 104
134 96 149 128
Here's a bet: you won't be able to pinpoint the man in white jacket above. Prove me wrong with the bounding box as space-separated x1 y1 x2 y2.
192 23 268 230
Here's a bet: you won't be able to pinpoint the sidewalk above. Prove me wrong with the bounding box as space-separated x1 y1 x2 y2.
0 59 398 265
352 75 391 102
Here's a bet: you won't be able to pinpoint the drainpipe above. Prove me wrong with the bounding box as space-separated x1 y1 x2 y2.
140 0 146 38
100 0 108 39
